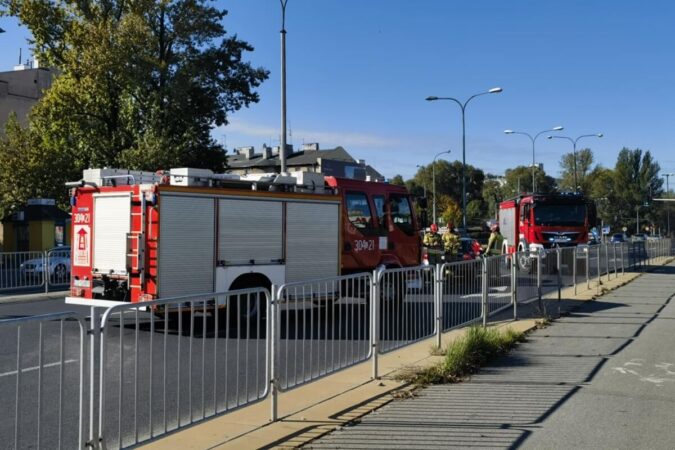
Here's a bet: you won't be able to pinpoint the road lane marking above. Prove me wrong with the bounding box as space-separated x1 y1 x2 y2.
0 359 78 378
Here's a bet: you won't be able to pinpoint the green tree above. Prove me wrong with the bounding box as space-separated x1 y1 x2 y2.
502 165 556 198
437 195 462 228
611 148 663 233
587 167 615 230
389 174 405 186
0 115 72 215
2 0 268 174
558 148 595 193
481 177 505 219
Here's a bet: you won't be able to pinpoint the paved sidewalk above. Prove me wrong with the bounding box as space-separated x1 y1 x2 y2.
306 262 675 449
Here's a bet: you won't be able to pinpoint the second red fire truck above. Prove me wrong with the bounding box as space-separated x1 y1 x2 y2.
498 192 596 270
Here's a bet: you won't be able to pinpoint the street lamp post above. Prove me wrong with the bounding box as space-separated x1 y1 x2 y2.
504 126 564 193
547 133 603 192
426 87 502 230
432 150 452 225
664 173 674 236
279 0 289 173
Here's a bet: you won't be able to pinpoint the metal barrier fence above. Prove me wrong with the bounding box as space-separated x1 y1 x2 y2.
484 254 513 317
47 248 71 288
377 266 435 354
0 312 87 450
275 273 372 391
439 259 484 332
0 251 47 292
1 239 672 449
97 289 270 449
0 249 71 293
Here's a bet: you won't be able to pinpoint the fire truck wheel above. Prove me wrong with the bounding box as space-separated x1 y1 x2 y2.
225 274 271 329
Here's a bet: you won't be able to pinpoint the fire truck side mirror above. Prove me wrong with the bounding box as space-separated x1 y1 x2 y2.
417 197 428 209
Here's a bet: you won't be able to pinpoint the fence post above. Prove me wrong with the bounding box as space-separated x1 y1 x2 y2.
620 243 625 275
511 256 518 320
270 285 278 422
556 247 562 302
573 248 578 295
596 245 601 294
481 257 488 327
44 251 49 293
371 269 380 380
612 244 617 277
537 250 543 316
435 264 442 349
585 246 590 290
605 243 610 282
88 306 100 449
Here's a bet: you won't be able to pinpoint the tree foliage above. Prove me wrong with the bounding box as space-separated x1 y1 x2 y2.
558 148 595 193
609 148 663 233
0 115 72 215
502 165 556 198
0 0 268 204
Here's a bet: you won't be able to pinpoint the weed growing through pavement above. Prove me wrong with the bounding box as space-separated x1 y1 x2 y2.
397 326 525 386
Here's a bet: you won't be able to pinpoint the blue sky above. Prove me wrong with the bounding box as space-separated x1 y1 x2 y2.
2 1 674 180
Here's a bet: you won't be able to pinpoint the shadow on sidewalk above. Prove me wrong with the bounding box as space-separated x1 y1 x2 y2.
304 268 675 449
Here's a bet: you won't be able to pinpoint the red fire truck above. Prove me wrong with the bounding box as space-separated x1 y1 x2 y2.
65 168 422 305
498 192 595 269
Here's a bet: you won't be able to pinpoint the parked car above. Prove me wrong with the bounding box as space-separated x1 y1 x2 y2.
20 246 71 282
610 233 625 243
632 233 647 242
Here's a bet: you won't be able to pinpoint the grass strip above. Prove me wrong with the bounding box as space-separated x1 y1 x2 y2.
400 326 525 385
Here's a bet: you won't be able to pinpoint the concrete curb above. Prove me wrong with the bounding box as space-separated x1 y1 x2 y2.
0 290 68 304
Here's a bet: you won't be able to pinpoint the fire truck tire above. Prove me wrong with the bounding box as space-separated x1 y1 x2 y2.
225 274 271 328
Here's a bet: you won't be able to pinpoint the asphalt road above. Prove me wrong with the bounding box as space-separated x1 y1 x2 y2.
306 262 675 450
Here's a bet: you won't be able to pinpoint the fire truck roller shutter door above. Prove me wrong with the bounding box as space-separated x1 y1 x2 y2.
158 195 215 297
93 193 131 275
285 201 340 283
217 199 283 264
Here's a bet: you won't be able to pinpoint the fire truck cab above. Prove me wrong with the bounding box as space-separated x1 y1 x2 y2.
499 192 593 269
66 168 422 305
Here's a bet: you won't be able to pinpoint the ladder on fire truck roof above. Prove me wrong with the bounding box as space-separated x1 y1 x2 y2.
66 167 330 194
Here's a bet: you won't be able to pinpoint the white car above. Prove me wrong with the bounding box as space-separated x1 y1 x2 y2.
20 246 71 282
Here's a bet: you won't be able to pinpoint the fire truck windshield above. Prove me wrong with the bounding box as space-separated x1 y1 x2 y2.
533 203 586 226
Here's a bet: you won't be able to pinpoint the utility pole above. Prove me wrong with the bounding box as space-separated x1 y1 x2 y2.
279 0 289 173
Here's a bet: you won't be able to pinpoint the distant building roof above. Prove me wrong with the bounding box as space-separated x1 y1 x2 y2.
2 200 70 223
227 144 384 181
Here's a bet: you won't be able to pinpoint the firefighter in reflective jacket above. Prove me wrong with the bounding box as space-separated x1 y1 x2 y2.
486 224 504 255
442 226 460 255
423 223 442 248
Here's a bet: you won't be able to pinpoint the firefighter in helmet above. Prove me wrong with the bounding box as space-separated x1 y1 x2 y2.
485 223 504 256
423 223 442 248
442 223 460 255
